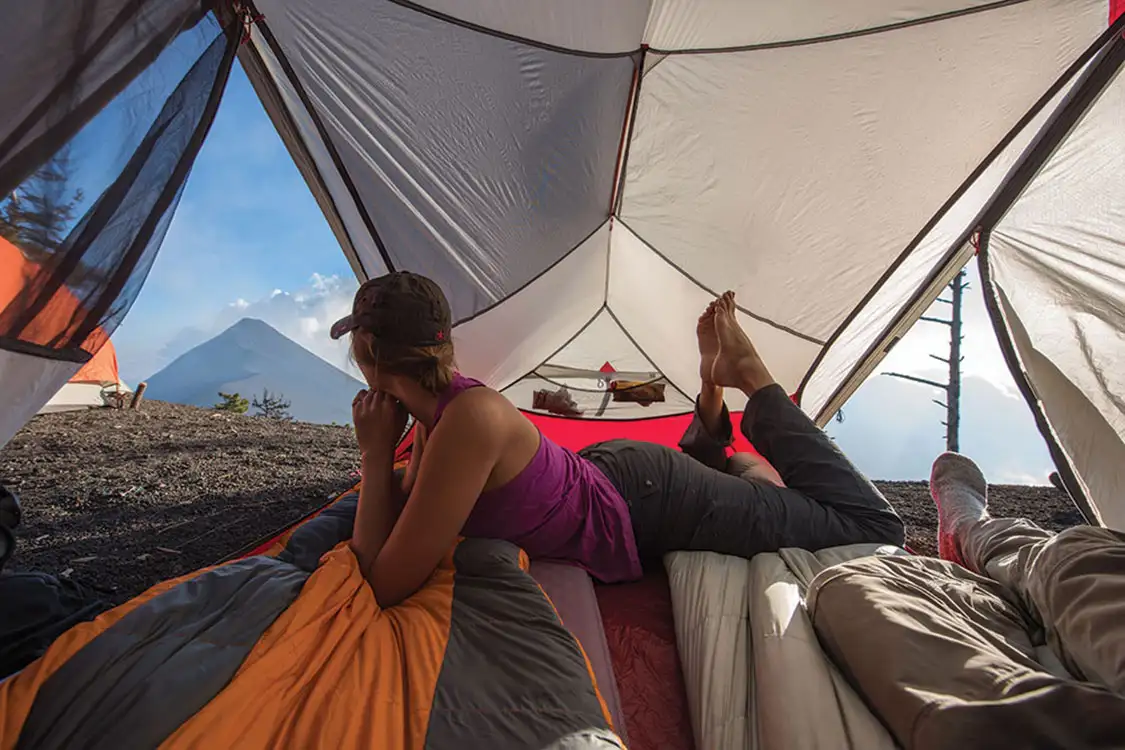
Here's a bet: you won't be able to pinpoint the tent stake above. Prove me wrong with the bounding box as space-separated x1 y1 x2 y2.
130 382 147 410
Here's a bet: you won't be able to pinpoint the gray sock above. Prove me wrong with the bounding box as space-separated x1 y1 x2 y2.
930 452 989 562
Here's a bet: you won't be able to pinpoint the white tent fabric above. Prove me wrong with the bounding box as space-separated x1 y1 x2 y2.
40 382 127 415
0 349 83 448
801 50 1097 420
641 0 1013 50
400 0 650 53
240 0 1112 399
985 62 1125 528
251 0 637 318
619 0 1106 399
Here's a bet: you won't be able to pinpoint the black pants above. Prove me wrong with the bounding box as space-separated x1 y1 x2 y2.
0 571 110 679
580 384 904 562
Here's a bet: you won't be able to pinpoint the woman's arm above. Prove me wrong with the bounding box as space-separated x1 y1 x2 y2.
364 391 505 608
350 389 409 581
401 422 427 497
353 451 399 580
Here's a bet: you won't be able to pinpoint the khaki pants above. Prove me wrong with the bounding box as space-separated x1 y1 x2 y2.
807 519 1125 750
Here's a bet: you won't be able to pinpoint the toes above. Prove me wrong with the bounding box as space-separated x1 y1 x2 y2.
720 293 735 317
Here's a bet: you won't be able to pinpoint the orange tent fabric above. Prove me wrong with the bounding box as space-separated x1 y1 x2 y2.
69 339 120 385
0 237 108 355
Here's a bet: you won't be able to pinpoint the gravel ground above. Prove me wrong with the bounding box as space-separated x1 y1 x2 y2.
881 480 1085 557
1 401 360 603
0 402 1085 603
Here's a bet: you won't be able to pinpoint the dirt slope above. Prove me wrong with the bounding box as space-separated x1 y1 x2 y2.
0 402 1084 603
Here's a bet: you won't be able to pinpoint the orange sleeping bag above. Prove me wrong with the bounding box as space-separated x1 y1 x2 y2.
0 489 623 750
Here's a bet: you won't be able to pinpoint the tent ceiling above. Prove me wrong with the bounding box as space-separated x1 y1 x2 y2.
241 0 1111 419
801 48 1098 420
620 0 1101 342
253 0 637 319
398 0 651 54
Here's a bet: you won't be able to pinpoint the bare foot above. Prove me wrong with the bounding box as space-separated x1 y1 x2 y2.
711 291 775 395
697 299 720 385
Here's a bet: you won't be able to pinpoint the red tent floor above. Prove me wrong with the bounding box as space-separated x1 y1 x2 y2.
595 569 696 750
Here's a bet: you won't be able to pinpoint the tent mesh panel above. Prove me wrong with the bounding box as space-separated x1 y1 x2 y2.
0 7 235 361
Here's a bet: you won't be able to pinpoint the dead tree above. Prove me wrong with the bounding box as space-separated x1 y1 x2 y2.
885 269 966 451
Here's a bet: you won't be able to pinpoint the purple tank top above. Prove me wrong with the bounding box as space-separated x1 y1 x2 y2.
433 373 641 583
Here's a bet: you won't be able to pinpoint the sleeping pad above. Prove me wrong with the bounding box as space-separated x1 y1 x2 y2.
0 490 625 750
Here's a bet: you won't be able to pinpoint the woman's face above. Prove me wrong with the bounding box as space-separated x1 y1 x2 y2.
358 361 387 391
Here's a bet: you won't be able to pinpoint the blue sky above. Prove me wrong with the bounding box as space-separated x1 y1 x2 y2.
113 63 356 381
110 60 1055 484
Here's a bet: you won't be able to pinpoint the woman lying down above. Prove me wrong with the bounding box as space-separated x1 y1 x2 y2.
330 270 904 607
336 272 1125 749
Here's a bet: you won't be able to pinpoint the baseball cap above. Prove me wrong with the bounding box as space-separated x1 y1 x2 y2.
330 271 452 346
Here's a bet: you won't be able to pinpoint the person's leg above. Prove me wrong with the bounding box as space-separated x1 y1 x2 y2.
738 384 902 540
583 290 902 561
809 554 1125 750
711 291 903 545
932 452 1125 693
582 435 901 563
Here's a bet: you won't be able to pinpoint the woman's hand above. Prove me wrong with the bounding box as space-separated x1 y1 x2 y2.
353 389 408 460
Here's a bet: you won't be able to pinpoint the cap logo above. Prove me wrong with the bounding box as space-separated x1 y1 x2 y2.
436 331 445 341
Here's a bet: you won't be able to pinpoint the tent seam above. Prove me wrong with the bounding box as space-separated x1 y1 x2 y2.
795 13 1125 409
978 35 1125 231
252 14 390 276
611 49 647 218
498 303 608 392
381 0 641 59
614 219 825 344
604 305 695 404
648 0 1031 56
526 371 666 395
452 220 610 328
515 406 695 424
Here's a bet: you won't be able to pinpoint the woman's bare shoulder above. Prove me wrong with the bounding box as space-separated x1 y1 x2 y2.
440 385 523 427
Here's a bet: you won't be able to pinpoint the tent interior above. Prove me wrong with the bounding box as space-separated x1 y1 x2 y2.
1 1 1123 748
